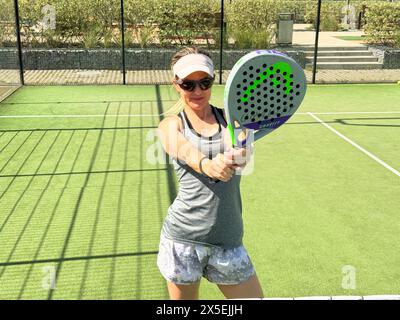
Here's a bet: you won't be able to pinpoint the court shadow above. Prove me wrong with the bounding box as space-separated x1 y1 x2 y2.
285 117 400 128
337 117 400 128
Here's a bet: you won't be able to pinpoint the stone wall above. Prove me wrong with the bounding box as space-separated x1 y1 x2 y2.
368 45 400 69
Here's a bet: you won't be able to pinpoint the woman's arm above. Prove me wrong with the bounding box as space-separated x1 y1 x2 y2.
157 116 235 182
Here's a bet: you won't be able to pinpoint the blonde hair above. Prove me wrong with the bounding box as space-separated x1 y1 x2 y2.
163 46 212 117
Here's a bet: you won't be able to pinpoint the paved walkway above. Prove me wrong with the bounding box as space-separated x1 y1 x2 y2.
293 25 366 47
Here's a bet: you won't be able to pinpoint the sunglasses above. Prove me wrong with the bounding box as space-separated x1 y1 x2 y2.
175 77 214 91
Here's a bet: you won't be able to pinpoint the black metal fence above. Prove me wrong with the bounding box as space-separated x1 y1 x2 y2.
0 0 399 87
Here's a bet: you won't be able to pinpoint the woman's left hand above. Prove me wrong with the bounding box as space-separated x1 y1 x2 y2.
223 146 253 168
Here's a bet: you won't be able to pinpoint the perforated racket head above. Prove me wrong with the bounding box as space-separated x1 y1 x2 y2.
224 50 307 147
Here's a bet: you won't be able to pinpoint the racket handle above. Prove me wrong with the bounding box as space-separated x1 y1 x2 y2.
207 147 241 184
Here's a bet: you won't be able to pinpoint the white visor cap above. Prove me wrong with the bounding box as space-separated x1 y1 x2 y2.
173 54 214 79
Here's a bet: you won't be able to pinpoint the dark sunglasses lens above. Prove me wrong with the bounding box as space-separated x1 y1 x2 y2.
178 77 214 91
199 78 213 90
180 81 196 91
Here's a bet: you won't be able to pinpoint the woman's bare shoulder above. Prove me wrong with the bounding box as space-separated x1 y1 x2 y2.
158 114 183 132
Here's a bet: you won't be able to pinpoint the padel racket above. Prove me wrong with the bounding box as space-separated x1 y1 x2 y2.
224 49 307 148
210 50 306 183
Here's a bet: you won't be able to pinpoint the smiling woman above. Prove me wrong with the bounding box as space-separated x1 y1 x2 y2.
163 47 215 117
156 46 263 300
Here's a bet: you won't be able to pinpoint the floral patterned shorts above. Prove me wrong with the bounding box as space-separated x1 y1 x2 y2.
157 233 255 285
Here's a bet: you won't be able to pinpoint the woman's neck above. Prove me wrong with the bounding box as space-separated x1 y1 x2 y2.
184 104 212 121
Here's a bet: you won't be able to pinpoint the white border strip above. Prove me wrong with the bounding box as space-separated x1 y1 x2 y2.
308 112 400 177
0 114 159 118
298 111 400 115
232 294 400 300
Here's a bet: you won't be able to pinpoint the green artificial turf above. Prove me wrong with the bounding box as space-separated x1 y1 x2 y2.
0 84 399 299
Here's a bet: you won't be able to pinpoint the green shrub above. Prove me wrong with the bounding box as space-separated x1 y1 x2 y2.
124 0 157 48
0 0 18 47
82 26 101 49
226 0 278 31
320 14 341 32
395 32 400 49
135 25 155 49
3 0 400 49
304 1 343 31
226 0 278 48
303 0 377 31
152 0 220 47
16 0 120 48
228 29 253 49
363 2 400 46
229 27 275 49
280 0 311 23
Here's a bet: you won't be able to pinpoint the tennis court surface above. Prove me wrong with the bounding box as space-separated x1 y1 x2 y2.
0 84 399 299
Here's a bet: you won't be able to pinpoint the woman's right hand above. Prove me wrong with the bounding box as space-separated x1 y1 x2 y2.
202 154 236 182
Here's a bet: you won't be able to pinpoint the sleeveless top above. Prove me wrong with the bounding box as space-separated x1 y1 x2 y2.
161 105 243 249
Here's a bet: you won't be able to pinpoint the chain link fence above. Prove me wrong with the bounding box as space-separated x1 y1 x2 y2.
0 0 399 86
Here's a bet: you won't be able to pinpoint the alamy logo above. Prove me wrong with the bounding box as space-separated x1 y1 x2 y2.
341 265 356 290
42 4 56 30
42 266 56 290
341 5 356 30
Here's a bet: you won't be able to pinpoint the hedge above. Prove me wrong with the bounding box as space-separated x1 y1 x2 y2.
364 2 400 46
0 0 399 49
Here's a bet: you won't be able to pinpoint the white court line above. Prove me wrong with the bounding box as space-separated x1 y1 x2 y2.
0 114 160 118
1 111 400 119
308 112 400 178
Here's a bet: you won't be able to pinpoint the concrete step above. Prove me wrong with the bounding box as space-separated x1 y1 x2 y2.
294 45 368 51
304 50 374 57
306 62 383 69
307 56 378 63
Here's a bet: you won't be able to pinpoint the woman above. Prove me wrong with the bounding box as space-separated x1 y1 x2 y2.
157 46 264 300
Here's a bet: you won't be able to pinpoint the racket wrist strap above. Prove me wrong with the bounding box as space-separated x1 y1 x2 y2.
199 156 209 176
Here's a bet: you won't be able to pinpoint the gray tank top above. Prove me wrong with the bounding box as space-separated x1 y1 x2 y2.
161 105 243 249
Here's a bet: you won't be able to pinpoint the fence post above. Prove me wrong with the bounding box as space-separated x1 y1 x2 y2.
219 0 224 85
312 0 322 84
120 0 126 85
14 0 24 85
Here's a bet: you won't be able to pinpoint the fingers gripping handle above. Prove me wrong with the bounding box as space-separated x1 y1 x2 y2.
208 126 252 184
